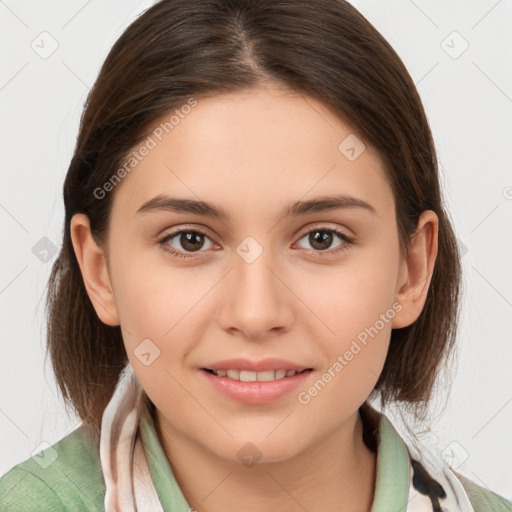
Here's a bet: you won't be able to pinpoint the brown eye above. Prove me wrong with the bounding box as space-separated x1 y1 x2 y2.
158 229 215 259
176 231 206 252
295 227 353 256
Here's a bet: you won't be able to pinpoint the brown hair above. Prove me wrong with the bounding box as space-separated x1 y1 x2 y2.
46 0 462 438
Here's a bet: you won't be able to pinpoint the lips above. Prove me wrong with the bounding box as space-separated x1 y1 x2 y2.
203 368 311 381
201 357 312 373
201 365 313 404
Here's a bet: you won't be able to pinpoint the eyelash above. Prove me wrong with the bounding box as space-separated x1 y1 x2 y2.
157 226 354 261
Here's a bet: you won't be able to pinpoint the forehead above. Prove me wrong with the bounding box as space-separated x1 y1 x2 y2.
111 86 392 224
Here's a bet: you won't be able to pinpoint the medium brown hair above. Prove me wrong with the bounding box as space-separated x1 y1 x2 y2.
46 0 462 437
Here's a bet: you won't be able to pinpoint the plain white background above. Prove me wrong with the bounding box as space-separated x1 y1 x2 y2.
1 0 511 501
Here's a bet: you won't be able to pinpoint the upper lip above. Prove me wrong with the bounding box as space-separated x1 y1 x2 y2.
202 357 312 372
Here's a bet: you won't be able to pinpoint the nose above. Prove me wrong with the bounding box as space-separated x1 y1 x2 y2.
216 243 295 341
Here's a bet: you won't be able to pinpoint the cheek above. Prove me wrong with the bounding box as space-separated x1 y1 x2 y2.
307 275 392 389
295 252 400 341
113 260 213 413
112 249 207 341
291 244 398 398
296 335 389 430
295 268 395 416
114 263 201 415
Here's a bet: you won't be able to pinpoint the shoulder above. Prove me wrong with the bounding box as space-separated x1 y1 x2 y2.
0 467 64 511
454 470 512 512
0 425 106 511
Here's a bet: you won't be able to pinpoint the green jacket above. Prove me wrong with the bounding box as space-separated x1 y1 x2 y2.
1 402 510 511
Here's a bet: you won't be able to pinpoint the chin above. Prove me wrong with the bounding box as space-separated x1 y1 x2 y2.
214 435 305 468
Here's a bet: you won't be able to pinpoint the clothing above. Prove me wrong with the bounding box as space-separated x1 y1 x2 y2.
0 364 510 511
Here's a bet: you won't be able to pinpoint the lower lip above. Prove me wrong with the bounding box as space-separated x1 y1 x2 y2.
200 369 313 405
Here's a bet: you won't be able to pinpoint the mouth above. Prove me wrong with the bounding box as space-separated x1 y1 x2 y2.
200 366 314 404
201 368 313 382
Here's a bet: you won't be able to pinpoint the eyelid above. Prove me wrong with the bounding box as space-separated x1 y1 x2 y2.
156 225 219 260
159 222 353 244
294 222 354 240
158 224 217 242
158 222 355 261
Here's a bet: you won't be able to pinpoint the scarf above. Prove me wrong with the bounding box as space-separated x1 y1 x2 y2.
100 364 163 511
99 363 475 511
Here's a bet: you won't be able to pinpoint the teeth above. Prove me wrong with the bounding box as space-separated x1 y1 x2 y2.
226 369 240 380
240 370 257 382
256 370 277 381
212 369 302 381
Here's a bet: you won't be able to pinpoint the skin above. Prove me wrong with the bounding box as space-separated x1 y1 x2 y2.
71 84 438 511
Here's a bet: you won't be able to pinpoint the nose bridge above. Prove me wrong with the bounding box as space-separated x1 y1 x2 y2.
234 234 280 303
218 234 293 336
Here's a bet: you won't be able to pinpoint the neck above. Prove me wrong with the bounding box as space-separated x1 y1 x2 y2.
156 406 377 512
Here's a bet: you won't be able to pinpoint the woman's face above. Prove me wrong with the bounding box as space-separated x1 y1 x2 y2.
97 85 411 463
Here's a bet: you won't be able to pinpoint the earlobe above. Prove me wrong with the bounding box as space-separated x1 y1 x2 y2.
391 210 439 329
69 213 120 326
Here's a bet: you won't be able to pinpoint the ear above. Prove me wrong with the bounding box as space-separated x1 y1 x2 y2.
69 213 120 326
392 210 439 329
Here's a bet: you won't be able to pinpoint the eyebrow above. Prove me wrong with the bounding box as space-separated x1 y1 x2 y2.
135 193 377 221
